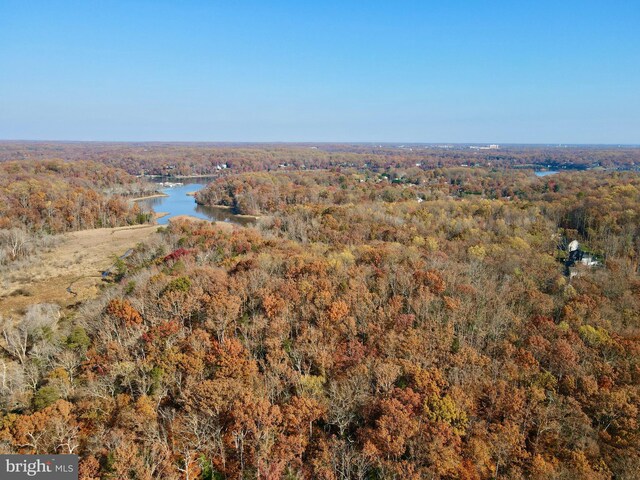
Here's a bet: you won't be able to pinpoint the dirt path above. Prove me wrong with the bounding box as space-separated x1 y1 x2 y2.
0 224 161 318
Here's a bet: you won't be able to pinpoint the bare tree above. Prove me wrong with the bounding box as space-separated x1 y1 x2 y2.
0 358 26 408
1 304 60 365
0 228 32 262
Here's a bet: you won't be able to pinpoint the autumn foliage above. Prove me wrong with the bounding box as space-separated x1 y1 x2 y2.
1 150 639 479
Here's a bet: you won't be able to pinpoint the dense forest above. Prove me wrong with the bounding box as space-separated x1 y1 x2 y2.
196 169 640 262
1 142 639 176
0 147 639 479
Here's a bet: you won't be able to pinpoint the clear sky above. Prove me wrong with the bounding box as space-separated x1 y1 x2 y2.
1 0 638 143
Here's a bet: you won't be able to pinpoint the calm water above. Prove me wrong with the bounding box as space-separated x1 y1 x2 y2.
534 171 559 177
137 179 256 226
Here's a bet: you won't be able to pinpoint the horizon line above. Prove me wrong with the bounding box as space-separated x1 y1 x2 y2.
1 139 639 148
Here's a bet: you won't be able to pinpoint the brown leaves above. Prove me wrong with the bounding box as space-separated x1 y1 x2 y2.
414 269 446 294
443 295 461 311
327 300 349 322
211 338 259 380
4 163 639 479
4 400 77 454
333 339 366 372
262 293 287 319
361 394 421 460
185 378 244 416
106 299 143 327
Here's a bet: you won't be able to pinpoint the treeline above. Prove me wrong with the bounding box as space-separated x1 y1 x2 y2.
195 170 425 215
1 142 639 176
196 169 640 263
0 160 154 233
0 167 638 478
194 167 553 215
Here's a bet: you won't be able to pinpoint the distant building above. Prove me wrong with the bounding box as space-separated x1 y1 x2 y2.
470 144 500 150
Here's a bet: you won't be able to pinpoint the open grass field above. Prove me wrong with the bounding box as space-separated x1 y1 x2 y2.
0 223 162 318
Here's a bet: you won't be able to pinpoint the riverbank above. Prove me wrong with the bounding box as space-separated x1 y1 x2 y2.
169 214 207 222
141 174 220 180
201 203 261 220
130 192 169 201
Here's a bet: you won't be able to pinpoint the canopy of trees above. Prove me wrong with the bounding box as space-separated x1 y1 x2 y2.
1 141 639 176
0 160 155 232
0 149 639 479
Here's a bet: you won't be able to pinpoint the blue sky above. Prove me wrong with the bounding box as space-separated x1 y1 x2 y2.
0 0 638 143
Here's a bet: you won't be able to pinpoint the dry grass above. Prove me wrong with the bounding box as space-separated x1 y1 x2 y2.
0 224 161 319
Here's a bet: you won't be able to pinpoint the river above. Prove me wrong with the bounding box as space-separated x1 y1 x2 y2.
137 178 256 226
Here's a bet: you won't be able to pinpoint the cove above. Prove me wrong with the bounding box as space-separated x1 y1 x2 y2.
137 178 256 226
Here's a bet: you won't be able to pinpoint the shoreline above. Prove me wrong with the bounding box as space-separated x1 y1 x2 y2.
210 205 260 219
169 214 208 223
141 174 220 180
130 192 169 201
199 203 261 219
